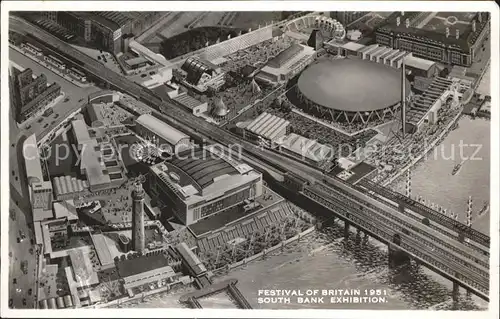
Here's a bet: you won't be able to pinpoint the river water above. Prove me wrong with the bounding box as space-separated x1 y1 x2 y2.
116 117 489 311
392 116 491 235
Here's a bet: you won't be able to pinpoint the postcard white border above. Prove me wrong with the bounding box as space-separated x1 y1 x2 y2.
1 1 499 318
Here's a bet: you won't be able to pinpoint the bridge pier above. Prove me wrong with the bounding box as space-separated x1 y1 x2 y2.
344 221 350 239
388 234 410 268
355 228 362 245
465 290 472 300
452 282 460 308
362 232 369 245
388 246 410 268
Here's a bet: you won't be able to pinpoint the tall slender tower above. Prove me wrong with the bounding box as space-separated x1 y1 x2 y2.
132 182 145 252
401 61 406 139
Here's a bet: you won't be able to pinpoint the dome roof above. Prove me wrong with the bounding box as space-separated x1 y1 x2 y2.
298 59 411 112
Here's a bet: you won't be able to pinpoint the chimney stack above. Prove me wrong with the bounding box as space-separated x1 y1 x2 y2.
405 18 410 28
446 27 450 38
478 13 482 23
456 29 460 40
401 11 405 16
472 20 476 32
396 17 401 26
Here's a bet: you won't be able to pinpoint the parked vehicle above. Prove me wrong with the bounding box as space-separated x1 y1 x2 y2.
43 108 54 117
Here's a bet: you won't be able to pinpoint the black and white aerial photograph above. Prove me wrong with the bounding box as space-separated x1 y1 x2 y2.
1 1 498 317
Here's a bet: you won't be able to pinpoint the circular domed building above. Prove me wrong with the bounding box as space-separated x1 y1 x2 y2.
296 59 411 124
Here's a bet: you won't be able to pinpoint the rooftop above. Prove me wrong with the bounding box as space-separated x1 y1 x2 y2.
173 93 206 110
181 57 220 85
116 254 171 278
136 114 189 147
53 200 79 221
74 12 121 31
267 44 304 69
72 120 112 189
72 119 92 146
24 134 44 183
245 112 290 141
277 133 333 163
68 248 99 286
151 145 259 200
340 41 366 52
377 12 489 50
125 56 149 67
404 55 436 71
162 148 239 191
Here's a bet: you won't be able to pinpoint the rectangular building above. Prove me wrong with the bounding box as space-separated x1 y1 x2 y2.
244 112 290 145
403 55 437 78
135 114 191 154
149 145 263 225
375 12 490 66
276 133 334 167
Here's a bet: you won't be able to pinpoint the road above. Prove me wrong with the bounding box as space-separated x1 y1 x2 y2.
8 200 38 309
8 36 100 309
9 46 100 205
9 15 490 300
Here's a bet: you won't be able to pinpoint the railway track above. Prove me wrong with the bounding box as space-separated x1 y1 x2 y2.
358 179 490 248
313 183 489 274
11 16 490 299
305 185 489 297
319 180 489 270
357 182 490 256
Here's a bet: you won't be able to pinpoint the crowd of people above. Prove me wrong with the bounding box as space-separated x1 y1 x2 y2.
220 35 295 73
366 99 463 184
266 98 377 158
95 103 134 127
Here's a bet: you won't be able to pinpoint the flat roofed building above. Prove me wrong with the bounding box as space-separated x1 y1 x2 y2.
375 12 490 66
175 242 206 276
403 55 437 78
68 248 99 288
71 119 128 192
172 93 208 116
149 145 263 225
256 44 315 83
53 200 79 221
116 254 178 295
24 134 54 221
72 119 93 149
277 133 334 166
245 112 290 144
135 114 190 154
91 233 114 266
125 56 150 70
